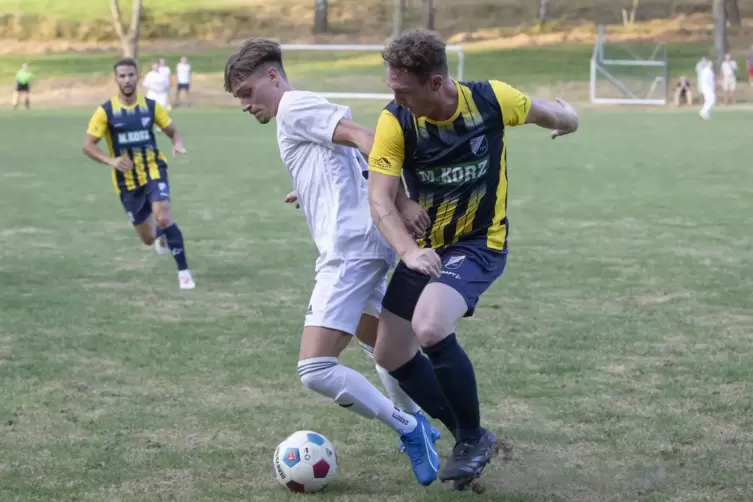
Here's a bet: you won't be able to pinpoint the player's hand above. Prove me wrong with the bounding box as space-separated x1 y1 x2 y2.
551 98 579 139
109 156 133 173
284 191 300 209
396 198 430 238
172 141 187 157
402 247 442 278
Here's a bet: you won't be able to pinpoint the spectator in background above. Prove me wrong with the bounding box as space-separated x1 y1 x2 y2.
12 63 33 110
720 53 738 105
699 59 716 120
158 57 173 110
175 56 192 107
747 44 753 87
673 76 693 106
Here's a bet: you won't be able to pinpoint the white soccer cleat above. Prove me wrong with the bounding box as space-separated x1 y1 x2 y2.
699 110 710 120
154 235 169 255
178 270 195 290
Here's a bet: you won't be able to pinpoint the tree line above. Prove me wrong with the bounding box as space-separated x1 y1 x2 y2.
112 0 741 69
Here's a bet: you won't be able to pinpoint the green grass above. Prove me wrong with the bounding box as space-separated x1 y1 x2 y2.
0 102 752 501
0 40 740 92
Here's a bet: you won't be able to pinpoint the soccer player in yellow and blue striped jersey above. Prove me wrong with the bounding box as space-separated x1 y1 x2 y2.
367 30 579 488
82 57 195 290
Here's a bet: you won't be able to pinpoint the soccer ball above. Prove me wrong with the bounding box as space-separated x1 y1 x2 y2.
273 430 338 493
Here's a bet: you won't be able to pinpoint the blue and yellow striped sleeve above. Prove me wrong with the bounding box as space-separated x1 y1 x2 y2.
86 106 108 138
489 80 532 127
154 102 173 129
368 110 404 177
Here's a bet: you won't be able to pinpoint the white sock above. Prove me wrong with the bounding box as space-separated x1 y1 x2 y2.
298 357 417 435
360 342 421 414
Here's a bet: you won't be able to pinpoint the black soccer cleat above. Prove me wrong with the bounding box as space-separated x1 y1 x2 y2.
439 429 497 483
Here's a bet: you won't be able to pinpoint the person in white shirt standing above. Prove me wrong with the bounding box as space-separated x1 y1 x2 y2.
143 61 170 109
223 37 442 486
699 59 716 120
158 57 173 110
695 57 708 100
720 53 738 105
175 56 192 107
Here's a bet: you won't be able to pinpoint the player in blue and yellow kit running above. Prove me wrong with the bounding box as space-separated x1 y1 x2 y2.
82 58 195 290
367 30 579 489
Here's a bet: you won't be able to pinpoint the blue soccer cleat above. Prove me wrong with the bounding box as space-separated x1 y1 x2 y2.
400 412 440 486
399 411 440 453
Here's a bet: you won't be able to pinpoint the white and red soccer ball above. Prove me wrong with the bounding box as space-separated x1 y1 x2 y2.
273 430 338 493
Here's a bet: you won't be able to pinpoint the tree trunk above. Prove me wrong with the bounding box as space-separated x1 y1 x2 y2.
110 0 142 59
725 0 741 28
713 0 728 69
422 0 435 30
314 0 328 34
537 0 550 22
629 0 640 24
392 0 405 39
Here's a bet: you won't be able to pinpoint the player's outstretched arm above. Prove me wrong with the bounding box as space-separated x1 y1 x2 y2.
332 119 375 157
525 98 579 139
161 123 187 156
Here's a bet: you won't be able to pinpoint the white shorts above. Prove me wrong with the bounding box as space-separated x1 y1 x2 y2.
305 258 390 335
146 91 169 108
722 77 737 92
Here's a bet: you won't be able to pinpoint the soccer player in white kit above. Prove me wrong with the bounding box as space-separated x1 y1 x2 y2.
223 37 441 486
142 61 171 109
699 59 716 120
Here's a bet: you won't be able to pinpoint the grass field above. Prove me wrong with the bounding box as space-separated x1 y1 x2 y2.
0 40 740 96
1 102 752 501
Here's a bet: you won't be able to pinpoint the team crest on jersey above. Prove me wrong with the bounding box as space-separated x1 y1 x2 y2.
470 135 488 157
141 117 152 128
445 255 466 270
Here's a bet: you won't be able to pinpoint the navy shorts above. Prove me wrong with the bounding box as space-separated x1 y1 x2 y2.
382 237 508 321
177 83 190 91
119 169 170 225
15 83 29 92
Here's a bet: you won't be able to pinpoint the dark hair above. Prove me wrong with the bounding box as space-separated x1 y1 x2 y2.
224 37 285 92
113 57 138 72
382 30 448 83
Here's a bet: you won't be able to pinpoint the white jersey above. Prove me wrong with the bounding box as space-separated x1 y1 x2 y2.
176 62 191 84
143 70 170 94
276 91 395 270
700 66 715 94
721 60 737 79
158 65 171 80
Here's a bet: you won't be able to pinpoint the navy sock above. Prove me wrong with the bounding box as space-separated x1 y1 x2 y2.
162 223 188 271
155 226 165 239
423 334 482 442
390 351 457 437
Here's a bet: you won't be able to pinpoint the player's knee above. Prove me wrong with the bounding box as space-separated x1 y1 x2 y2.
298 362 335 395
154 213 173 229
412 317 448 347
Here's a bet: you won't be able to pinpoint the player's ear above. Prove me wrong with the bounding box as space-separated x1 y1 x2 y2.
429 75 443 92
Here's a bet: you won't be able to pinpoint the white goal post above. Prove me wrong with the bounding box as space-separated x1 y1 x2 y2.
589 25 669 106
281 44 465 100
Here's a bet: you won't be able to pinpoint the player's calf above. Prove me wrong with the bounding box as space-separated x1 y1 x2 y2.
152 200 194 289
298 325 439 485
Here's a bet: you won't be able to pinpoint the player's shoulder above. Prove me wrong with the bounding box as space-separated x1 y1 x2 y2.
280 90 328 109
278 90 340 121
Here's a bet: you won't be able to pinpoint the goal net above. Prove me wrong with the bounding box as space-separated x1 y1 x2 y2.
589 25 669 106
279 44 465 100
